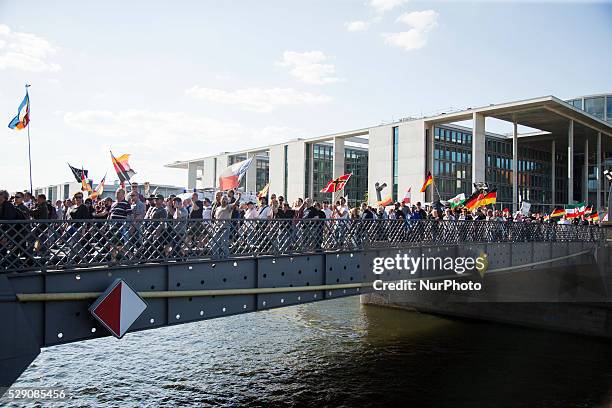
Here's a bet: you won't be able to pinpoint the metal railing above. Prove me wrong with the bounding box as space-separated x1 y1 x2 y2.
0 219 605 273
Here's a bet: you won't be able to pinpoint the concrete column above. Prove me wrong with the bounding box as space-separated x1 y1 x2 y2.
246 152 257 194
187 162 197 190
333 137 346 201
597 132 602 211
567 120 574 204
426 124 435 203
512 116 518 214
551 140 556 207
472 113 486 188
583 138 589 203
308 143 314 199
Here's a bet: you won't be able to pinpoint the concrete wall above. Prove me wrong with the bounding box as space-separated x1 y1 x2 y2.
202 157 216 189
397 120 427 204
268 144 285 199
286 140 306 202
368 126 393 204
214 155 229 189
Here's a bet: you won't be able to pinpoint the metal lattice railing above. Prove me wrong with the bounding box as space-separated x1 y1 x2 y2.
0 219 605 273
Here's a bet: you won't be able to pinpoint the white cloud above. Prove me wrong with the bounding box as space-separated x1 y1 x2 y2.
0 24 60 72
369 0 408 13
345 20 370 32
63 110 306 153
276 51 343 85
383 10 439 51
185 86 332 113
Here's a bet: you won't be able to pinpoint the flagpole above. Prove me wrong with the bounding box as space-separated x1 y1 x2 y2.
24 84 33 194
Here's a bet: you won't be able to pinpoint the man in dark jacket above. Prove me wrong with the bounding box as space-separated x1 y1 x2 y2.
31 194 49 220
0 190 21 269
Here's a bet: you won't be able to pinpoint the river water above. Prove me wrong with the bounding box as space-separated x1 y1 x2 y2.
7 297 612 407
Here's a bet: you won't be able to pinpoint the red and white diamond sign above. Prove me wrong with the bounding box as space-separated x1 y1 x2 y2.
89 278 147 339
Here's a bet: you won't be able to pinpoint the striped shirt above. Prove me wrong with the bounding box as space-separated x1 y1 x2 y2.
108 200 132 219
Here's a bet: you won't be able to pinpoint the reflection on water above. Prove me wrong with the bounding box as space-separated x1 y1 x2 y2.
7 297 612 407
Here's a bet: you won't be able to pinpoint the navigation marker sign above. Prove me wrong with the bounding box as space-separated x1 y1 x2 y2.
89 279 147 339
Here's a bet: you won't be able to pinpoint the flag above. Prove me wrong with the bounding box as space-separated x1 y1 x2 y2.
402 187 412 204
584 205 593 215
68 163 88 183
448 193 466 208
565 202 586 219
586 211 599 222
8 89 30 130
464 191 483 211
480 188 497 206
257 183 270 198
376 194 393 207
81 167 93 194
550 208 566 218
90 174 106 199
218 157 253 191
320 173 352 193
111 151 136 183
420 172 433 193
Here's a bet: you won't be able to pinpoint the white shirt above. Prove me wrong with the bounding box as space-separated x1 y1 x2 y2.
323 208 333 219
245 207 258 219
202 205 212 220
258 205 272 219
336 205 349 219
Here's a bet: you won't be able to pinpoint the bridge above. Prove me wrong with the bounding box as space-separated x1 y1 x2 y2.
0 218 607 390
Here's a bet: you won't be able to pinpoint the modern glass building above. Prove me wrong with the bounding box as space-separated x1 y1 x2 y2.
168 94 612 214
567 94 612 123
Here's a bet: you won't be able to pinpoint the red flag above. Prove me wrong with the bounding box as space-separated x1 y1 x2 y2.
320 173 352 193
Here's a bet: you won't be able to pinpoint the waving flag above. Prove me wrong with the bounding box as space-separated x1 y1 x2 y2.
321 173 352 193
8 89 30 130
90 174 106 199
402 187 412 204
420 172 433 193
464 191 483 211
68 163 88 183
81 167 93 194
257 183 270 198
376 194 393 207
565 202 586 219
480 188 497 206
448 193 466 208
111 151 136 184
218 157 253 191
550 207 566 218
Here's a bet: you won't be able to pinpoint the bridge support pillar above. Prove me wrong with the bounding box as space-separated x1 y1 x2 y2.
0 275 40 391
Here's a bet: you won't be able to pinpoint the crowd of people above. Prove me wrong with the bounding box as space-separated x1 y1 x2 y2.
0 182 603 225
0 182 604 271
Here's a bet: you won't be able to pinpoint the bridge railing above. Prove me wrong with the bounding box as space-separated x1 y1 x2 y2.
0 219 605 273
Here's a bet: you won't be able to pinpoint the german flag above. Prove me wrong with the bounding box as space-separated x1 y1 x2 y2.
480 188 497 206
464 191 483 211
420 172 433 193
110 151 137 184
257 183 270 199
586 211 599 222
550 207 566 218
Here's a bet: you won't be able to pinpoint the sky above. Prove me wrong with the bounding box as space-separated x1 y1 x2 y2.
1 0 611 192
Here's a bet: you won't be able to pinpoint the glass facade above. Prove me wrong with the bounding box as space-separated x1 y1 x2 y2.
584 97 605 120
566 94 612 124
304 143 368 206
433 126 472 200
256 158 269 192
344 148 369 206
392 127 399 201
485 137 555 206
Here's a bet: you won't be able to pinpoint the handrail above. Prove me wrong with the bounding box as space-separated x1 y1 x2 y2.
0 219 605 273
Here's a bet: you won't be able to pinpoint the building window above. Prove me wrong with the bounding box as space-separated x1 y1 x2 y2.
607 96 612 123
63 183 69 199
392 126 399 202
584 97 605 120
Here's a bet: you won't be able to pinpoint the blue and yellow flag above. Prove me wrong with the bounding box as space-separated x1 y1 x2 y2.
8 88 30 130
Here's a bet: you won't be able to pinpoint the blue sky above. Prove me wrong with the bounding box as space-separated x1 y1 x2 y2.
1 0 611 191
